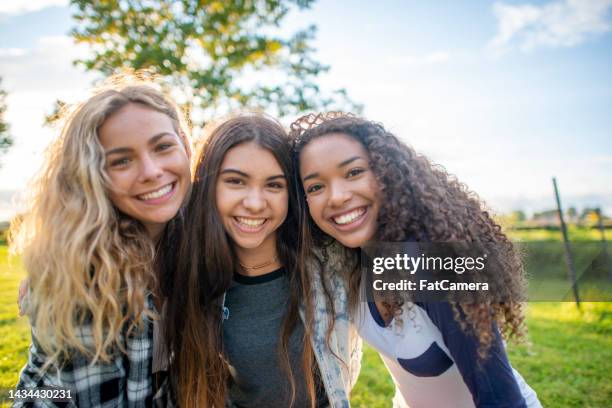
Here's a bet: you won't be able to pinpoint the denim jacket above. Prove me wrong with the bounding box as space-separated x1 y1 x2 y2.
299 241 362 407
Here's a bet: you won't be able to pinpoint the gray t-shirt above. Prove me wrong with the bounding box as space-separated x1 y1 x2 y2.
223 268 328 408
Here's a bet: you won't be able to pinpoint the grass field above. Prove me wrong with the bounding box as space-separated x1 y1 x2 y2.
505 226 606 242
1 243 611 407
0 245 30 407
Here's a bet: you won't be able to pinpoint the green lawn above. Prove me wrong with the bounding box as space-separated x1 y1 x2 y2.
0 245 30 407
1 244 611 407
506 226 605 242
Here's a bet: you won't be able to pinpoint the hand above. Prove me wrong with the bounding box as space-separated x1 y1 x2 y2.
18 278 29 316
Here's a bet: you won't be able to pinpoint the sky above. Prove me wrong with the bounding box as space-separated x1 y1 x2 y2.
0 0 611 221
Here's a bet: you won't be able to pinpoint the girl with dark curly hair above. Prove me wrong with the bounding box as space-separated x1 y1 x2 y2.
290 113 542 407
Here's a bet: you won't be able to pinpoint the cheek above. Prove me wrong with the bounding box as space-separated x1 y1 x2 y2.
179 155 191 176
215 184 230 215
106 171 132 197
216 186 247 219
106 187 134 219
366 176 382 203
107 190 123 210
307 198 325 224
168 152 191 176
277 192 289 221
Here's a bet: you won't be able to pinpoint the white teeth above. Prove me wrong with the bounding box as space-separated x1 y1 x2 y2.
236 217 265 227
138 184 173 200
333 208 366 225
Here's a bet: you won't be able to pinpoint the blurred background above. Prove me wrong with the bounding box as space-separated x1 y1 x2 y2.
1 0 611 222
0 1 611 406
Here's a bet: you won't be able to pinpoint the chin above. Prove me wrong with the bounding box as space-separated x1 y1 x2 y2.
232 237 264 250
334 231 373 249
338 239 362 249
144 214 174 226
237 243 264 250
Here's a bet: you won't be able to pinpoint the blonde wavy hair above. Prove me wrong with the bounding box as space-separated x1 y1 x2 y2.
10 77 190 367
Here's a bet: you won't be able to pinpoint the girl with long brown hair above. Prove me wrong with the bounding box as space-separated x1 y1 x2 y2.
11 78 192 406
291 113 542 407
163 114 360 407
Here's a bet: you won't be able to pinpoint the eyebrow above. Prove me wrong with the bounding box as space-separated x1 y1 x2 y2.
219 169 286 181
302 156 363 182
104 132 175 156
339 156 361 167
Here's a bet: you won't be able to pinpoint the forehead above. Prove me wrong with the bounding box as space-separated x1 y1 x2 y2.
220 141 284 174
98 103 175 147
299 133 369 170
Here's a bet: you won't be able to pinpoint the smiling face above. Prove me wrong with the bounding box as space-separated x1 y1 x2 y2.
299 132 381 248
215 141 289 254
98 103 191 238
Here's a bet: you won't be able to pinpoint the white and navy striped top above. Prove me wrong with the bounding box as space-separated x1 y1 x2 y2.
355 286 542 408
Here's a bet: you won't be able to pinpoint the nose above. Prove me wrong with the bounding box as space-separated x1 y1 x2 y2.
242 188 267 213
138 154 163 183
328 180 352 208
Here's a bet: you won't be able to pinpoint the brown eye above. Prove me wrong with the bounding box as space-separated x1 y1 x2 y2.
109 157 131 167
306 184 323 194
267 182 285 189
347 168 365 178
225 178 245 185
155 143 173 152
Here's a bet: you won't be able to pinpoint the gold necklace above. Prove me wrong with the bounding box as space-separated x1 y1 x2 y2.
239 256 279 272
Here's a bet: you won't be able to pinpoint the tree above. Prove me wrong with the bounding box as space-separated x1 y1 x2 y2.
70 0 361 132
0 77 12 164
581 207 600 225
510 210 526 224
567 206 577 222
44 99 68 127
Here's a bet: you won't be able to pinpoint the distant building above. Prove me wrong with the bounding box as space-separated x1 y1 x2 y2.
531 210 559 227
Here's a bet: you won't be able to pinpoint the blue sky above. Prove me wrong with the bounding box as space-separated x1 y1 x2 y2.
1 0 611 221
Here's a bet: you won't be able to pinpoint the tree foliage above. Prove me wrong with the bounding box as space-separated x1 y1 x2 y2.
0 77 12 162
70 0 361 128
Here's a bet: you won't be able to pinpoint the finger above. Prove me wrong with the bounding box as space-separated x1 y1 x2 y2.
18 279 28 316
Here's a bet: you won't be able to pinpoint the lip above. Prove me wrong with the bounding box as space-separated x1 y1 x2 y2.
233 216 268 233
135 182 176 204
328 206 369 232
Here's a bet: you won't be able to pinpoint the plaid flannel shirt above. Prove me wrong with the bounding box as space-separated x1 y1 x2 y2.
14 305 155 407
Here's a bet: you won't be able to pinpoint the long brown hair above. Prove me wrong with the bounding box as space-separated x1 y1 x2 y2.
290 113 526 358
163 114 317 407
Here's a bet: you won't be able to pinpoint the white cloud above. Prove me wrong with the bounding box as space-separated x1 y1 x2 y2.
386 51 451 67
0 35 93 93
0 35 98 197
489 0 612 53
592 155 612 163
0 48 27 57
0 0 68 16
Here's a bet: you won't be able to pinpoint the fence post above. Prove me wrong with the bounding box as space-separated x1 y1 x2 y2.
552 177 580 307
595 208 612 281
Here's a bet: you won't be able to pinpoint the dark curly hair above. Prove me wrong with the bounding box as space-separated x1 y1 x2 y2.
290 112 527 357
